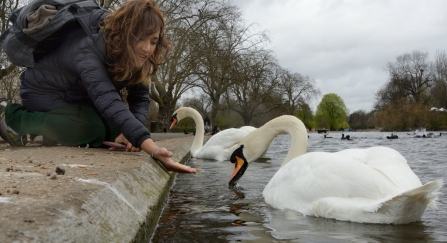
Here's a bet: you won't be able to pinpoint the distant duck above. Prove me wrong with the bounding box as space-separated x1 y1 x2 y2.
412 128 428 138
426 133 437 138
341 134 352 140
387 133 399 139
324 134 332 138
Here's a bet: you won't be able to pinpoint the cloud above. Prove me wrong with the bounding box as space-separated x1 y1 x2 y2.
232 0 447 113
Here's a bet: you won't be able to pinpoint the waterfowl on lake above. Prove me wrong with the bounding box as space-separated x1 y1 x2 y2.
410 128 432 138
170 107 257 161
228 116 442 224
341 134 352 140
426 132 438 138
387 133 398 139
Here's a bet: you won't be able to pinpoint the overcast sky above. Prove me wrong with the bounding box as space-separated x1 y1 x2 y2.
230 0 447 113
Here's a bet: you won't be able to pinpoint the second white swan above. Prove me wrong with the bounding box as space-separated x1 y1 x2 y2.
170 107 256 161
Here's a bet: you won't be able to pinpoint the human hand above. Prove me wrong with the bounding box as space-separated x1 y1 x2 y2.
153 147 196 174
114 133 141 152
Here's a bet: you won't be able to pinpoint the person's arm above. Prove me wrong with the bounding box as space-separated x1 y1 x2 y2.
114 134 196 173
127 83 150 125
77 50 150 147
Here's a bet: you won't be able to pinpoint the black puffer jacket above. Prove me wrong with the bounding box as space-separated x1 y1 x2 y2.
19 9 151 147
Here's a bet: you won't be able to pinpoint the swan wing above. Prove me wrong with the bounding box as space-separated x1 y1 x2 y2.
196 128 249 160
239 126 256 133
335 147 422 189
263 147 432 224
371 179 443 224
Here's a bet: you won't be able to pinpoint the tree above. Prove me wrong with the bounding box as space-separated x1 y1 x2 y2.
190 2 269 125
315 93 348 131
349 110 367 130
296 103 314 130
431 50 447 109
0 68 21 102
375 98 431 131
150 0 228 131
349 110 375 130
181 93 212 119
275 68 320 115
98 0 121 8
376 50 435 109
0 0 20 101
225 48 279 125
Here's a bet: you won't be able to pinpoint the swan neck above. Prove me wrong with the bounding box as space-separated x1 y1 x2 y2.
240 115 308 166
280 126 307 167
181 108 205 156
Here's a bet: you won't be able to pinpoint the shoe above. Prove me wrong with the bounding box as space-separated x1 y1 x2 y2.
42 136 58 146
0 98 27 146
29 134 58 146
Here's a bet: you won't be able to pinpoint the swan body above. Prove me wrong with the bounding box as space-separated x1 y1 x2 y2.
229 116 442 224
194 127 252 160
263 147 442 224
170 107 256 160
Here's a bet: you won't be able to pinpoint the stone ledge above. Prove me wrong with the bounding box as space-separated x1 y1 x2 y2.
0 138 193 243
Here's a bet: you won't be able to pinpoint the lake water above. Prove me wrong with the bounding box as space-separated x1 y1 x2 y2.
151 131 447 243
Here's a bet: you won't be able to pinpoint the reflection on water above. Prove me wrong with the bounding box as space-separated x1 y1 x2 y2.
151 132 447 243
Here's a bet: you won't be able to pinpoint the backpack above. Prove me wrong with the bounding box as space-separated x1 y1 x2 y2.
0 0 103 75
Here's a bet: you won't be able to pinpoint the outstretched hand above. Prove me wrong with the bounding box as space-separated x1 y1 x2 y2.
153 147 196 174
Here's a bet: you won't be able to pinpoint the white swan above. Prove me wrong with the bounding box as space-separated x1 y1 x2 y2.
228 115 442 224
170 107 256 161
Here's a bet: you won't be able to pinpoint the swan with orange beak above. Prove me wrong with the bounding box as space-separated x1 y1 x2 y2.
227 116 442 224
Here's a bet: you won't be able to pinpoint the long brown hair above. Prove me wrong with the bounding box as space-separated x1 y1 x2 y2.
101 0 171 86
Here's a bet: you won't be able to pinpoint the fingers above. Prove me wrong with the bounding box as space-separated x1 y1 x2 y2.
157 155 196 174
125 143 140 152
163 160 197 174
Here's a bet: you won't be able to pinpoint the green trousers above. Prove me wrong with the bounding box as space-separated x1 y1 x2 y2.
5 104 120 147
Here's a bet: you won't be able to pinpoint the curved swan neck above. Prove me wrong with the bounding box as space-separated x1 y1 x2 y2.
176 107 205 156
281 122 308 167
239 115 308 166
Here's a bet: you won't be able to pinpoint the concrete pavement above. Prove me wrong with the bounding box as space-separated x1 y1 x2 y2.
0 132 197 243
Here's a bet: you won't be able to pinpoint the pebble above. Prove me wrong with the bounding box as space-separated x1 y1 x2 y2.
55 167 65 175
